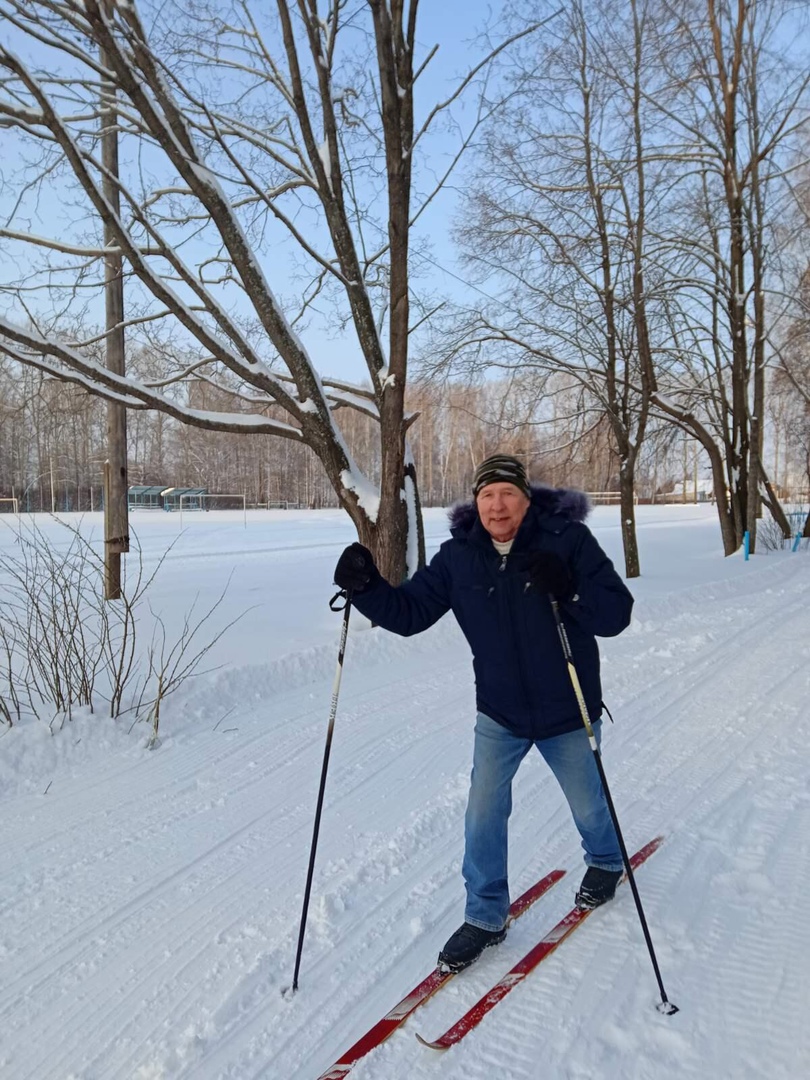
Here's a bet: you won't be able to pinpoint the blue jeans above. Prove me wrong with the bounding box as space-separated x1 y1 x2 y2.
463 712 623 931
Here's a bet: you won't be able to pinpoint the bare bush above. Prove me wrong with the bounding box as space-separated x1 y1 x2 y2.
756 507 809 553
138 582 241 749
0 518 244 736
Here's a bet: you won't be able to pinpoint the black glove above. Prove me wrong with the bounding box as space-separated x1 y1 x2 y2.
525 551 573 599
334 542 379 594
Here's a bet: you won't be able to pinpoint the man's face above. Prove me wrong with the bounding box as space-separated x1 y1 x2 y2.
476 482 531 543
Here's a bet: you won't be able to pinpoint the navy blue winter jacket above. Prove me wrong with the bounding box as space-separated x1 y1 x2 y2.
351 486 633 741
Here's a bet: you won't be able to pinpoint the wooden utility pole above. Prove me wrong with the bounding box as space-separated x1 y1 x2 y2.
100 2 129 599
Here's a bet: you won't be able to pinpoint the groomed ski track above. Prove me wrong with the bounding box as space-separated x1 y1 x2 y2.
1 506 808 1080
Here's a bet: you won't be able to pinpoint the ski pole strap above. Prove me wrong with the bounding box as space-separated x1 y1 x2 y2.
329 588 352 611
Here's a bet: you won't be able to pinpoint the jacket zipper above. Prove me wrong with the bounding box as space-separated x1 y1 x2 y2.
495 552 532 716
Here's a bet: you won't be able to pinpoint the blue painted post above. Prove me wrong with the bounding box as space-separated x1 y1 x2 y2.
744 531 750 560
793 534 801 553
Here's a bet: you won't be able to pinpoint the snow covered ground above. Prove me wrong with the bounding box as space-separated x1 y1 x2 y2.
1 505 808 1080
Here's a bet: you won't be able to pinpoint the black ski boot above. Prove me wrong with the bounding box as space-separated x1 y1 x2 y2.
438 922 506 973
575 866 623 910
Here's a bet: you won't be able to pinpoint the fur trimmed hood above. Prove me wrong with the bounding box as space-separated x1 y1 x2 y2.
448 484 590 534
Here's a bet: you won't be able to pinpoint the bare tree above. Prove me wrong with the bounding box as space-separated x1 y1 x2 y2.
429 0 669 577
775 267 810 534
640 0 810 553
0 0 542 580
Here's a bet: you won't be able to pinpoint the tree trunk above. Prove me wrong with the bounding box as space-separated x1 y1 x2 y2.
729 472 746 552
758 462 791 539
711 448 739 556
100 5 129 600
614 427 642 579
619 467 640 579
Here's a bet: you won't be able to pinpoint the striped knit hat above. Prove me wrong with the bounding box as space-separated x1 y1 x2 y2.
472 454 531 498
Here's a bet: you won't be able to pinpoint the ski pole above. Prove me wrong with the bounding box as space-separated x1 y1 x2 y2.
290 588 353 994
549 598 679 1016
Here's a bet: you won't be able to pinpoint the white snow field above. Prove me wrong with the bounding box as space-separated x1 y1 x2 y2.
1 505 809 1080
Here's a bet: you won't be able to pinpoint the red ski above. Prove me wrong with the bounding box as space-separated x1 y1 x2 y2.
315 867 565 1080
416 836 665 1051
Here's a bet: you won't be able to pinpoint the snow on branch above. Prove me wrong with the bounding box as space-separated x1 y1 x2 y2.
0 317 305 439
0 228 119 258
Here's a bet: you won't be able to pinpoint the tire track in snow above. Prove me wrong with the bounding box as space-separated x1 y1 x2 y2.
137 677 479 1080
0 651 472 972
0 657 476 1080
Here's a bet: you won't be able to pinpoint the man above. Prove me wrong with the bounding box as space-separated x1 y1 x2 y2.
333 453 634 972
